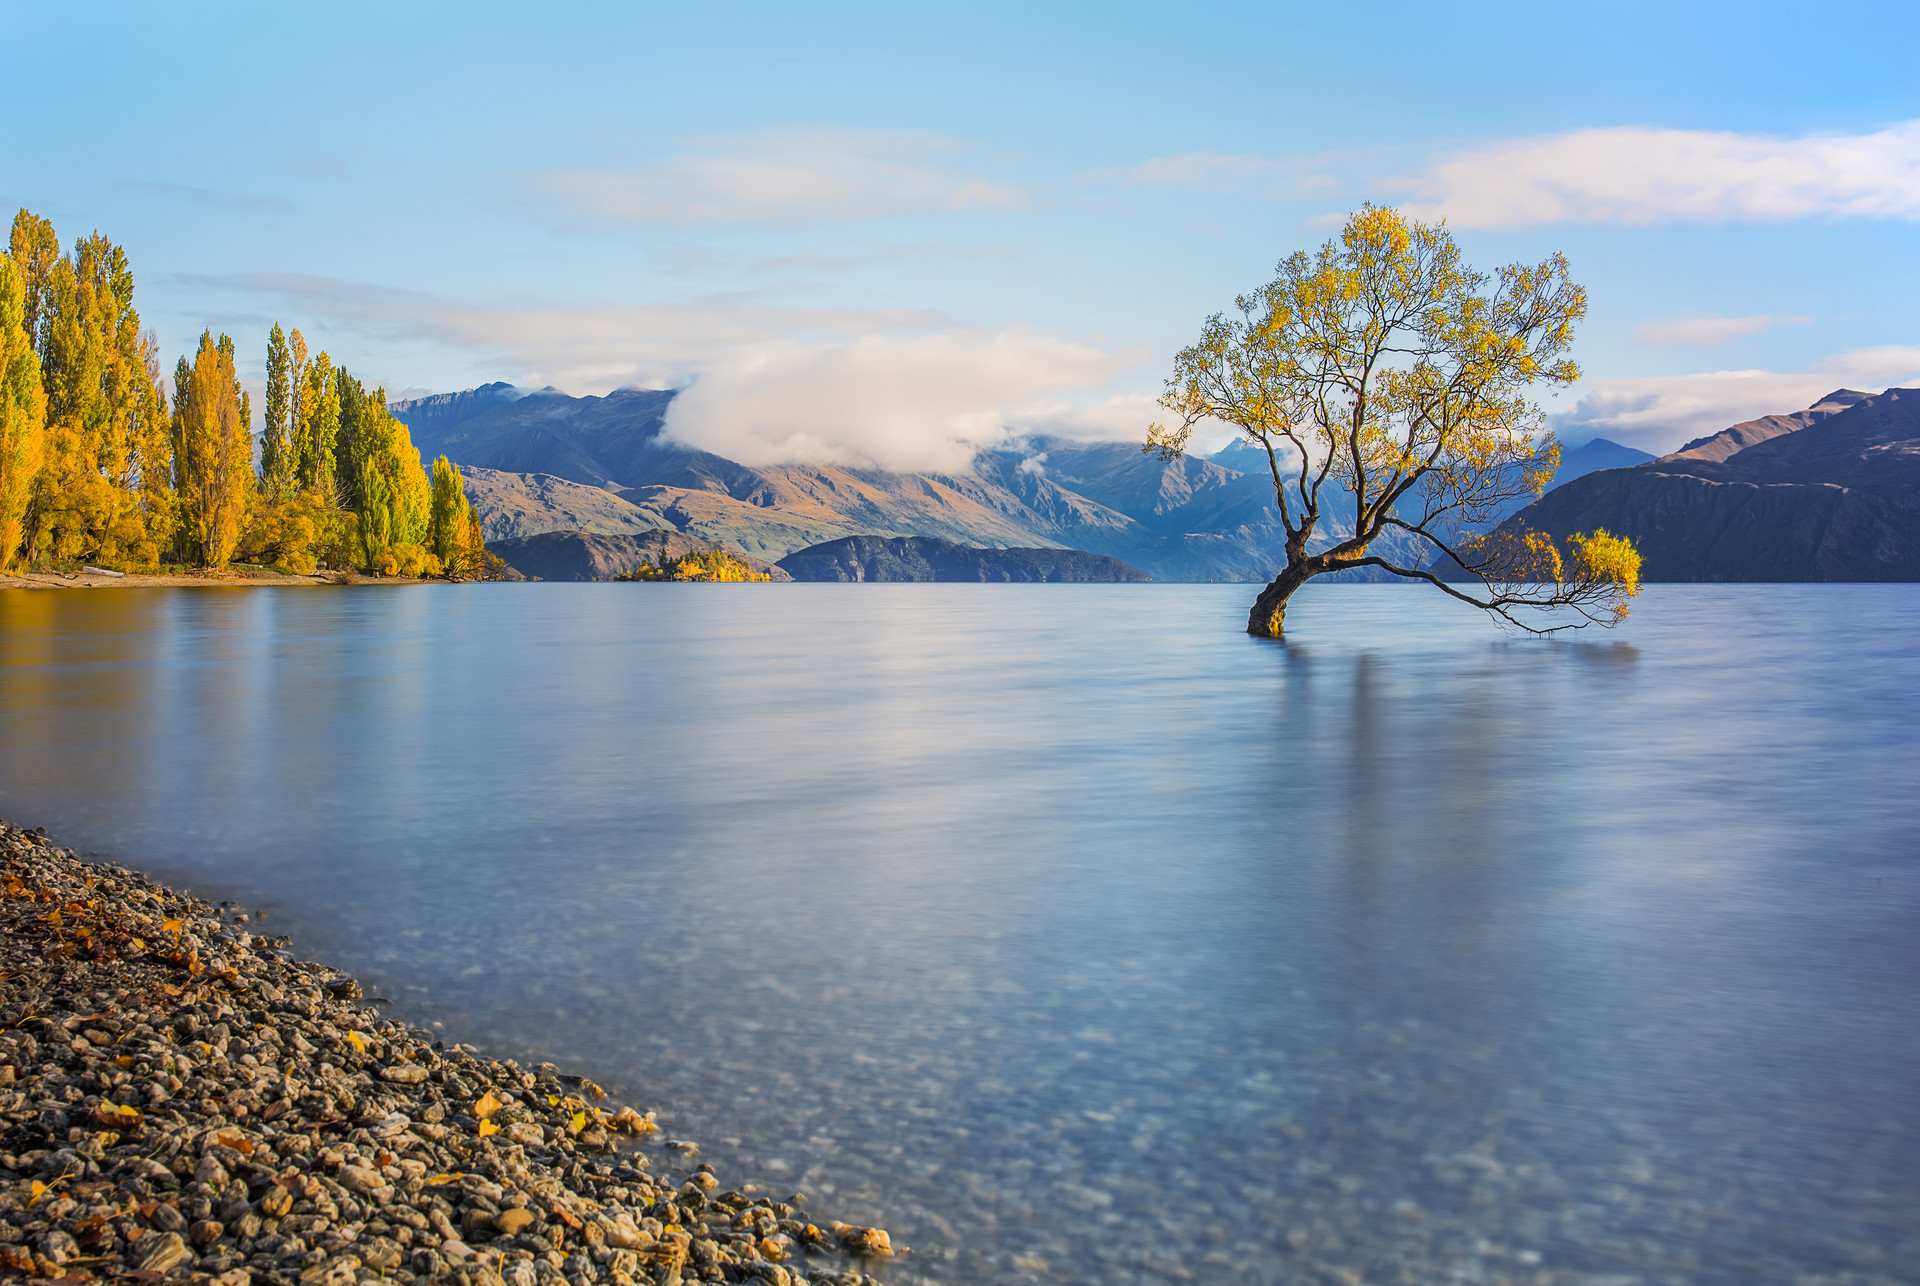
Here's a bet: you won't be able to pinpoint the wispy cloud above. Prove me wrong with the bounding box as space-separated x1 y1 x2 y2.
1635 313 1809 345
527 128 1026 227
200 271 948 389
1403 121 1920 229
1125 121 1920 230
1553 345 1920 453
202 272 1142 471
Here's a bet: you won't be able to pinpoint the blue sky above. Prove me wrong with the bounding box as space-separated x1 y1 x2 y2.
3 0 1917 463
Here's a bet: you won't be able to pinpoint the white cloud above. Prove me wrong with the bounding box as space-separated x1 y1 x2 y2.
532 128 1025 227
204 272 947 391
1128 153 1290 186
1553 346 1920 453
1635 313 1808 345
660 328 1138 473
1403 121 1920 229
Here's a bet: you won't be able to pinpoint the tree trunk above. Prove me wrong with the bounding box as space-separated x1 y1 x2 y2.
1246 560 1314 637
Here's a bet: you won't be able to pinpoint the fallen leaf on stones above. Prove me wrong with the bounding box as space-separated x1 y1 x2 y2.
93 1101 141 1128
346 1031 368 1053
477 1119 498 1138
474 1091 503 1119
570 1111 587 1134
28 1176 68 1207
425 1172 464 1186
162 919 181 934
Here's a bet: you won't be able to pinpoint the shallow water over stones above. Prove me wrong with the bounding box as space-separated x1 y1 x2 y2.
1 582 1916 1285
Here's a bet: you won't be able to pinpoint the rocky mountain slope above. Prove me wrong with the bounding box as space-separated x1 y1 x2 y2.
777 536 1151 582
388 386 1436 582
1491 388 1919 581
486 531 792 582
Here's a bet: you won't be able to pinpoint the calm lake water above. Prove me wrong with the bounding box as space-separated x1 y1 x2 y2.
0 583 1915 1285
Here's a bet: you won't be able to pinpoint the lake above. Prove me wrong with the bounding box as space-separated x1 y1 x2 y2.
0 582 1914 1285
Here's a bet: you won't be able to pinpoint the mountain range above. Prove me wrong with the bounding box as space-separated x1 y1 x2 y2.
393 385 1650 583
777 536 1151 582
1492 388 1920 581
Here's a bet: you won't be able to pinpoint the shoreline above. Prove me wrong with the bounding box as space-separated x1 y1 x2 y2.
0 570 431 591
0 821 891 1286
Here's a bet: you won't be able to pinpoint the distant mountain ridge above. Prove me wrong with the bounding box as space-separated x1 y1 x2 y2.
388 384 1676 584
777 536 1151 582
1487 388 1920 581
391 385 1430 581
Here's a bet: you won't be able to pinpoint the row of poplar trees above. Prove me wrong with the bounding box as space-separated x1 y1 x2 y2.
0 208 487 577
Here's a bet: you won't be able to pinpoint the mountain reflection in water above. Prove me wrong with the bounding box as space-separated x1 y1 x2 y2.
0 583 1915 1285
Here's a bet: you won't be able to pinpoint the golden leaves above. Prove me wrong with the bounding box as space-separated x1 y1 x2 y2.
345 1031 368 1054
27 1176 67 1207
424 1173 464 1186
476 1119 499 1138
473 1090 503 1119
93 1101 142 1128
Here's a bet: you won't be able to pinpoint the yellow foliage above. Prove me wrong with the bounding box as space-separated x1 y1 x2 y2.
1150 204 1616 634
0 253 45 572
614 547 769 582
370 541 441 579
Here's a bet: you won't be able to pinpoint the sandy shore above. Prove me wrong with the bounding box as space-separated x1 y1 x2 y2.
0 822 891 1286
0 569 428 590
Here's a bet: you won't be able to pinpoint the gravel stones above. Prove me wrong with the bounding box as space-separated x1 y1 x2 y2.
0 819 895 1286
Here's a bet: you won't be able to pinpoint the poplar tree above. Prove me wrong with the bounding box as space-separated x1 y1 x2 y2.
6 211 59 360
294 352 337 493
173 331 252 567
0 254 46 571
26 223 170 568
262 323 291 493
428 454 470 570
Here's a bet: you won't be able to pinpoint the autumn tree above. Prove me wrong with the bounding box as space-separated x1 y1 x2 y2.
0 254 46 571
173 331 253 567
428 454 471 571
293 349 338 493
1148 206 1640 636
343 383 434 575
261 323 292 493
18 216 172 568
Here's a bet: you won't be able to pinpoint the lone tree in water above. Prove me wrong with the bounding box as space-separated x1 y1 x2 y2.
1148 206 1641 636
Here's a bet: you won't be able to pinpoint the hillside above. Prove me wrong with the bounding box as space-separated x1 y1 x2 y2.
778 536 1151 582
393 386 1435 582
1490 388 1920 581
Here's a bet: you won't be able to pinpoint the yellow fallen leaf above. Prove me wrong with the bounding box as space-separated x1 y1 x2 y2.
570 1111 587 1133
346 1031 368 1053
474 1091 503 1119
425 1173 464 1186
583 1080 607 1098
28 1176 67 1207
477 1119 499 1138
130 938 146 951
546 1095 559 1107
162 919 181 934
45 909 62 928
115 1056 134 1068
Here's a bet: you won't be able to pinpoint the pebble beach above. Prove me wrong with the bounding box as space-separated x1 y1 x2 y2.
0 819 893 1286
